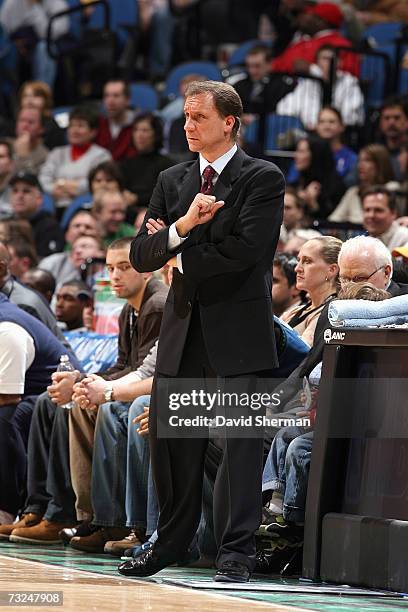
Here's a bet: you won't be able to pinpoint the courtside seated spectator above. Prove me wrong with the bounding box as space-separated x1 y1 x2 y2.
271 2 359 77
0 292 80 523
20 268 56 304
92 191 135 247
280 236 341 346
0 241 69 348
120 113 175 223
232 44 296 125
277 45 364 129
362 186 408 250
40 234 105 289
18 81 66 150
10 171 64 257
272 253 304 318
55 281 93 331
0 140 15 219
39 106 112 212
64 210 99 249
329 145 398 224
6 238 38 279
12 107 48 175
288 136 345 219
95 80 136 161
378 97 408 181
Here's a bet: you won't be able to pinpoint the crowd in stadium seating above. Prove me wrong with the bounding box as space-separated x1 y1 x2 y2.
0 0 407 576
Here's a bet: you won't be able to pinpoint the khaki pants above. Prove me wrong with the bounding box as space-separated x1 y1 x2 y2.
69 406 97 521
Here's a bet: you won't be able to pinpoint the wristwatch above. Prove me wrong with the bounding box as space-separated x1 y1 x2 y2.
103 384 114 403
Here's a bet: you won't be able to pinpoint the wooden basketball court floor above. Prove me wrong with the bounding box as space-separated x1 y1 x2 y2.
0 542 407 612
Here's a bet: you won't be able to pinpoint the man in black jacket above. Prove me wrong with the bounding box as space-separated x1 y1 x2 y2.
120 80 284 582
10 171 64 257
0 241 70 348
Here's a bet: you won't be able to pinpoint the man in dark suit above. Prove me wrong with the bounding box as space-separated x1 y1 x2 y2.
118 80 285 582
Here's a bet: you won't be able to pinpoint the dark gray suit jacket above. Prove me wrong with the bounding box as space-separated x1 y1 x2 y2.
131 147 285 376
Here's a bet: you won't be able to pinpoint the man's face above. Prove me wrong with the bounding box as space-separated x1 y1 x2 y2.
246 52 269 82
363 193 396 237
70 236 103 268
55 286 87 327
11 181 42 218
103 82 129 119
339 252 391 289
379 106 408 142
283 193 303 230
99 194 126 234
65 212 98 244
272 263 298 316
184 92 234 159
0 144 13 176
7 245 31 278
16 108 43 140
106 246 145 300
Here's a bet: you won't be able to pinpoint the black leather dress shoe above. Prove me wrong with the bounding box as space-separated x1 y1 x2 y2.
214 560 251 582
117 547 173 577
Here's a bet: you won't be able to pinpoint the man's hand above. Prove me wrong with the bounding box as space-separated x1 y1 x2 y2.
48 371 79 405
72 374 105 408
133 406 150 437
14 133 31 157
146 217 167 235
176 194 224 236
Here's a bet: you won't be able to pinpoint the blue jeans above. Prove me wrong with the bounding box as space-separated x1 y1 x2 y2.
91 397 158 532
262 426 313 523
91 401 129 527
126 396 158 535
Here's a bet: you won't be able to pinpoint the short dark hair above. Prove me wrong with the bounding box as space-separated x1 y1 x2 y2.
184 80 243 139
0 139 13 158
6 238 38 268
361 185 397 212
133 112 164 151
107 236 134 251
246 44 271 61
88 161 125 193
273 252 298 287
380 95 408 118
25 268 56 297
104 79 130 99
69 105 100 130
60 279 92 297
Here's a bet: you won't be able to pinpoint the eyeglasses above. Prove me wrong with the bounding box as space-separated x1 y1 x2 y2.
339 266 385 285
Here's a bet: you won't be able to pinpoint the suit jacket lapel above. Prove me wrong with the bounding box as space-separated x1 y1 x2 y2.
175 159 200 219
191 147 247 244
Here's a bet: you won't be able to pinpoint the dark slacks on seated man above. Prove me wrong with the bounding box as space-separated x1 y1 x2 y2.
119 80 285 582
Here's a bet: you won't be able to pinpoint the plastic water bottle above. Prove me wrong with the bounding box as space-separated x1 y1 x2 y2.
56 354 76 410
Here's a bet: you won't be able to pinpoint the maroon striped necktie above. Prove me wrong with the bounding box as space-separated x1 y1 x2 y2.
200 165 216 194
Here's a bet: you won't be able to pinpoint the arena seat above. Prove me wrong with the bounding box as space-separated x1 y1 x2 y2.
163 61 223 99
129 83 159 112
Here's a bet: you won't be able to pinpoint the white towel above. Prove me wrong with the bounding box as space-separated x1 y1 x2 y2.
328 295 408 327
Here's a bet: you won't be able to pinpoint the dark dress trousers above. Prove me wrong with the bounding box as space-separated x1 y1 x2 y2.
130 147 285 570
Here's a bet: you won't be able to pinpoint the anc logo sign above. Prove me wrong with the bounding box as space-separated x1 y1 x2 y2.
324 329 346 343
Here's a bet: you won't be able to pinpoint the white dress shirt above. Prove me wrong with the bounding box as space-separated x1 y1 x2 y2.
168 144 238 273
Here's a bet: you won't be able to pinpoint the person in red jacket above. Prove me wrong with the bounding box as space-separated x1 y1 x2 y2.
271 2 359 78
96 80 137 162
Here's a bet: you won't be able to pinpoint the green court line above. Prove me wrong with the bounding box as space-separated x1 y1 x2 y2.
0 542 406 612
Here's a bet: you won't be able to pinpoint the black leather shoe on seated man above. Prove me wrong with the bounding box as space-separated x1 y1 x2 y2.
118 546 175 577
214 560 251 582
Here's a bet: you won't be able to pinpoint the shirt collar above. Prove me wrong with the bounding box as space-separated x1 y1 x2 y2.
199 144 237 177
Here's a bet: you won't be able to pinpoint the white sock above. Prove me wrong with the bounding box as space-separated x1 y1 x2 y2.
268 491 283 515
